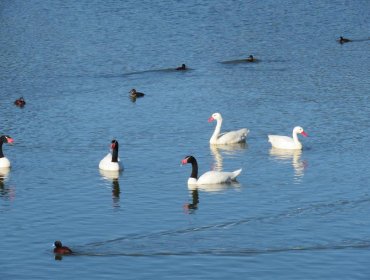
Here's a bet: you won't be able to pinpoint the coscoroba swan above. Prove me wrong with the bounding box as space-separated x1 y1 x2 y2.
99 140 123 171
208 112 249 145
268 126 308 150
0 135 14 168
181 155 242 185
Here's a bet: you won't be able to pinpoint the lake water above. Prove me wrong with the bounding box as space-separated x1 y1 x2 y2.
1 0 370 279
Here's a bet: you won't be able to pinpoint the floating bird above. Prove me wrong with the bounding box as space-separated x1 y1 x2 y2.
99 139 123 171
176 64 187 70
0 135 13 168
14 97 26 107
53 241 73 255
181 155 242 185
129 88 145 98
338 36 351 44
208 112 249 145
268 126 308 150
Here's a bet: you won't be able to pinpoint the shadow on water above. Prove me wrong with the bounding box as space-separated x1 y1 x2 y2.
58 196 370 258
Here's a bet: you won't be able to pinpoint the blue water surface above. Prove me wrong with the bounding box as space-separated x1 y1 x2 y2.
1 0 370 279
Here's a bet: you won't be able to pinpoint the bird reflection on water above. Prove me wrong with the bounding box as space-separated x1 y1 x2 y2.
210 142 247 172
269 148 306 182
99 169 121 208
0 168 14 201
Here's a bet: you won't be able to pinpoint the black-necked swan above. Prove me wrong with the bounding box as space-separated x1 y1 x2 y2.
208 112 249 145
268 126 308 150
99 140 123 171
0 135 14 168
181 155 242 185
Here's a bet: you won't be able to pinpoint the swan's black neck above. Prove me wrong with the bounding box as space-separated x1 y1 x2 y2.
111 141 119 162
187 156 198 179
0 137 5 158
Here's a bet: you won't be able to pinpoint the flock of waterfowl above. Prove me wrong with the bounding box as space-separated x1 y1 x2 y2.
2 36 353 256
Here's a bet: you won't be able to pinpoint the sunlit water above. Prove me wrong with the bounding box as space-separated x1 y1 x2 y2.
1 1 370 279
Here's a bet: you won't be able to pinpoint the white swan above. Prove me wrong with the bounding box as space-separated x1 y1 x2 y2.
268 126 308 150
99 140 123 171
208 113 249 145
0 135 14 168
181 155 242 185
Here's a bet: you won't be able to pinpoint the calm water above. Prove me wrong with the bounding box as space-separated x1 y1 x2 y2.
1 0 370 279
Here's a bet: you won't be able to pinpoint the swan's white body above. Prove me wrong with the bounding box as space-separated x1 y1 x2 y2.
268 126 308 150
99 153 122 171
182 156 242 186
0 157 11 168
187 169 242 185
209 113 249 145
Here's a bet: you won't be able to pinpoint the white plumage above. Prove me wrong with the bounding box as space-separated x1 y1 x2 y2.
208 112 249 145
268 126 308 150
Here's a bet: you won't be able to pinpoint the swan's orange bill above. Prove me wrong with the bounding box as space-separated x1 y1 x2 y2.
301 131 308 137
7 137 14 144
181 159 188 165
208 117 214 122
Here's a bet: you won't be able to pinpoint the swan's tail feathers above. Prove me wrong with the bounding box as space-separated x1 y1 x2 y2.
231 168 242 180
268 135 273 143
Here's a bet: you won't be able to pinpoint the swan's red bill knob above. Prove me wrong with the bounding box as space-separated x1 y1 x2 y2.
6 137 14 144
301 131 308 137
181 159 188 165
208 117 214 122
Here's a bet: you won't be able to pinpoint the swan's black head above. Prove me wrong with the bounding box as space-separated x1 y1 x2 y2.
0 135 14 144
181 155 196 165
111 139 119 150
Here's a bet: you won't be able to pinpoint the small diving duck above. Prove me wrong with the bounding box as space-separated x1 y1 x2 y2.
176 64 187 70
129 88 145 98
14 97 26 107
53 241 73 255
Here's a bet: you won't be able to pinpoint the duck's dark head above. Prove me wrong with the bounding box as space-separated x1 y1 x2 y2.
54 241 62 248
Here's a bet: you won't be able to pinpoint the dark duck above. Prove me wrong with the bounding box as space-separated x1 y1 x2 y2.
129 88 145 98
53 241 73 255
14 97 26 107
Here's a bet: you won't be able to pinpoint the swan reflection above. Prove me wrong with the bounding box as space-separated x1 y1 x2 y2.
0 168 14 200
183 190 199 214
210 143 247 172
269 148 306 181
99 169 121 207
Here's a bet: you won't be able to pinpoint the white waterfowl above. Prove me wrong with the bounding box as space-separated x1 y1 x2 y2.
181 155 242 185
0 135 14 168
208 113 249 145
99 140 123 171
268 126 308 150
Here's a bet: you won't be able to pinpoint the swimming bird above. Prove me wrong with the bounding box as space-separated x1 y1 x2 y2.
53 241 73 255
14 97 26 107
246 55 256 62
99 139 123 171
0 135 14 168
181 155 242 185
176 64 187 70
268 126 308 150
338 36 351 44
129 88 145 98
208 112 249 145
